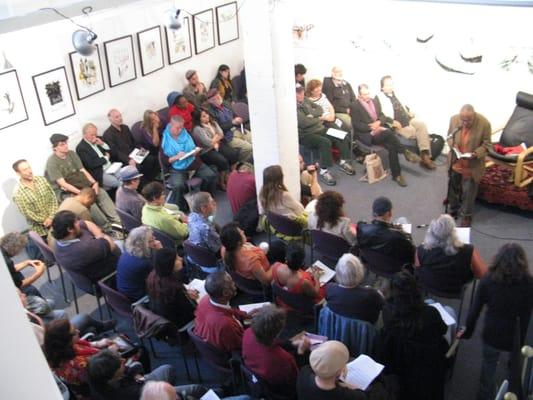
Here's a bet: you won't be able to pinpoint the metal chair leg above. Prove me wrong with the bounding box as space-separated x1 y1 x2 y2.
192 348 202 382
45 264 52 283
71 284 79 314
57 265 69 303
469 280 477 307
148 337 157 358
95 291 104 321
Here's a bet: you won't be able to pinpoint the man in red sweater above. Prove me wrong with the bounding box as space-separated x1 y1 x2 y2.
226 162 256 215
193 271 250 353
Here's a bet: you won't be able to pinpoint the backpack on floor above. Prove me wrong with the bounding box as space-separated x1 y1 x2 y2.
429 134 445 160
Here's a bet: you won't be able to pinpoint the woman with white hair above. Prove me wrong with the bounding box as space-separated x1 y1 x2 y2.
325 254 384 324
416 214 487 293
116 226 162 301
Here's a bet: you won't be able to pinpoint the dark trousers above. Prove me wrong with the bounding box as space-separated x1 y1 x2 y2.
371 129 404 178
448 171 479 218
300 133 333 167
168 163 217 211
200 149 230 172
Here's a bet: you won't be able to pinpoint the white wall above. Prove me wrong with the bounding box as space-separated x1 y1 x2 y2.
292 0 533 134
0 0 243 234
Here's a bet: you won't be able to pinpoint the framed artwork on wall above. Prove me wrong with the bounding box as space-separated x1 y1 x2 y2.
137 26 164 76
216 2 239 45
165 17 192 64
32 67 75 126
193 8 215 55
0 70 28 130
69 44 105 100
104 35 137 87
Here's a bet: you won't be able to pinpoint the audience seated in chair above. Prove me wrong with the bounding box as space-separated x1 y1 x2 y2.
206 89 253 162
183 69 208 109
296 84 355 187
192 108 239 191
322 66 357 128
375 75 436 170
167 92 195 132
45 133 122 232
325 254 384 324
357 196 415 267
271 243 324 309
306 79 351 133
307 190 356 245
415 214 487 294
52 211 120 283
376 270 449 400
351 84 420 187
461 243 533 400
115 166 146 221
161 115 217 211
294 63 307 87
297 340 395 399
141 182 188 246
188 192 221 255
117 226 162 301
0 231 45 297
210 64 236 103
226 162 256 215
103 108 160 184
220 222 272 285
193 271 251 353
137 110 163 157
12 159 58 239
76 123 121 190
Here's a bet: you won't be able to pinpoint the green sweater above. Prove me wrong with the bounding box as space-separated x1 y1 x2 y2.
296 98 327 138
141 204 188 243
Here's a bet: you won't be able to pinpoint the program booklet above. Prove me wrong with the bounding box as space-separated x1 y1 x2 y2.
309 260 336 286
341 354 384 390
129 148 149 164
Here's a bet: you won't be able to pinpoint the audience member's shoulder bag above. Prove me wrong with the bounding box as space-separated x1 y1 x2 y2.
360 153 388 184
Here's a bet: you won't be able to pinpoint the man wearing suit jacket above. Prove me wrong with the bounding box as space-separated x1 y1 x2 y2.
351 84 420 187
76 123 120 189
447 104 491 227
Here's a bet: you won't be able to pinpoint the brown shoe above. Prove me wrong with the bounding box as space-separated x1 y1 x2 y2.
404 149 420 163
460 216 472 227
420 151 436 170
394 175 407 187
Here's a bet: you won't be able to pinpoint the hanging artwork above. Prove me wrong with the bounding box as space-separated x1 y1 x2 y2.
104 35 137 87
193 9 215 55
0 70 28 130
69 44 105 100
165 17 192 64
216 2 239 45
32 66 75 126
137 26 164 76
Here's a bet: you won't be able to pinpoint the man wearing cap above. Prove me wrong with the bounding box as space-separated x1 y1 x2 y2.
206 89 253 162
115 165 145 221
183 69 208 109
298 340 391 399
356 196 415 266
76 122 120 189
167 91 195 132
45 133 122 236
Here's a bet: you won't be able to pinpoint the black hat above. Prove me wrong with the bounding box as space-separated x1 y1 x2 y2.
372 196 392 216
49 133 69 147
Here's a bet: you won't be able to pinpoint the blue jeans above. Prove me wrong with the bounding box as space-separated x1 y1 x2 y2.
478 343 506 400
168 164 217 211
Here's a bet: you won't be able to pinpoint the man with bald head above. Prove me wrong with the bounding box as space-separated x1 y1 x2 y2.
322 66 357 127
447 104 491 227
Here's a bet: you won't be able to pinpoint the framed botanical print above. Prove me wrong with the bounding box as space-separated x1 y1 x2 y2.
216 2 239 45
32 67 75 126
193 8 215 55
0 70 28 130
137 26 164 76
165 17 192 64
69 44 105 100
104 35 137 87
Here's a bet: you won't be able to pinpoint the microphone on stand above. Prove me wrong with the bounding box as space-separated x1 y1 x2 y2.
447 126 461 140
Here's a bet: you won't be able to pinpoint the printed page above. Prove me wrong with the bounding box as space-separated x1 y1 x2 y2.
238 302 270 313
310 260 336 286
342 354 384 390
184 279 207 303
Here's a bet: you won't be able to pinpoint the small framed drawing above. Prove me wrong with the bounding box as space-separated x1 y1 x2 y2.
137 26 164 76
69 44 105 100
0 70 28 130
216 2 239 45
104 35 137 87
165 17 192 64
193 8 215 55
32 66 75 126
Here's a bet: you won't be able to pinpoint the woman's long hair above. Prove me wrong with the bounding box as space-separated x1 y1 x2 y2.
316 191 345 230
192 108 211 129
422 214 462 256
220 222 244 272
387 270 425 337
146 248 182 304
43 319 76 368
489 243 531 285
259 165 287 212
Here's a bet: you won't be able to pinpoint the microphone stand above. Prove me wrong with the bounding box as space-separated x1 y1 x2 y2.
445 127 460 214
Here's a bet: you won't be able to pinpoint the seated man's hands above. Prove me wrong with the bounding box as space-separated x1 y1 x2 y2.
368 121 381 130
392 120 402 130
91 181 99 195
232 116 243 125
128 159 137 167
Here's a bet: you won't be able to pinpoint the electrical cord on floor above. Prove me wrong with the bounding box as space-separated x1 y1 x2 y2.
470 225 533 242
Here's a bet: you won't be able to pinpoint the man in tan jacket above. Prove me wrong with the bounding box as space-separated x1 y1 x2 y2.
447 104 491 227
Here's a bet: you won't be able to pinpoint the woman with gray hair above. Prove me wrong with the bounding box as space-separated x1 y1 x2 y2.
416 214 486 293
325 253 384 323
116 226 162 301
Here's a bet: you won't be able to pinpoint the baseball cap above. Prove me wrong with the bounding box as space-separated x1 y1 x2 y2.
309 341 349 379
372 196 393 216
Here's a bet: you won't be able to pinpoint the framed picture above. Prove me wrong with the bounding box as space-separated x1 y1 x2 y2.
0 70 28 130
216 2 239 45
137 26 164 76
193 8 215 55
32 67 75 126
69 44 105 100
104 35 137 87
165 17 192 64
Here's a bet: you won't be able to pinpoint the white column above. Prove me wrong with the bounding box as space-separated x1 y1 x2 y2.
240 0 300 198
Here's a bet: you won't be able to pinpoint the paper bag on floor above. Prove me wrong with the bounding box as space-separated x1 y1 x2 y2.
359 153 388 184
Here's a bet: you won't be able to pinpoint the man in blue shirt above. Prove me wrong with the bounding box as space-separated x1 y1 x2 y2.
161 115 217 211
188 192 221 255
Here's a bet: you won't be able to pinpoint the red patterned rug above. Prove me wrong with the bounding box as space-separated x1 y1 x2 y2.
478 164 533 211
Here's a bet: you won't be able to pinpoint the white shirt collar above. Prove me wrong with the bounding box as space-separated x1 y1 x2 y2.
209 298 231 310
